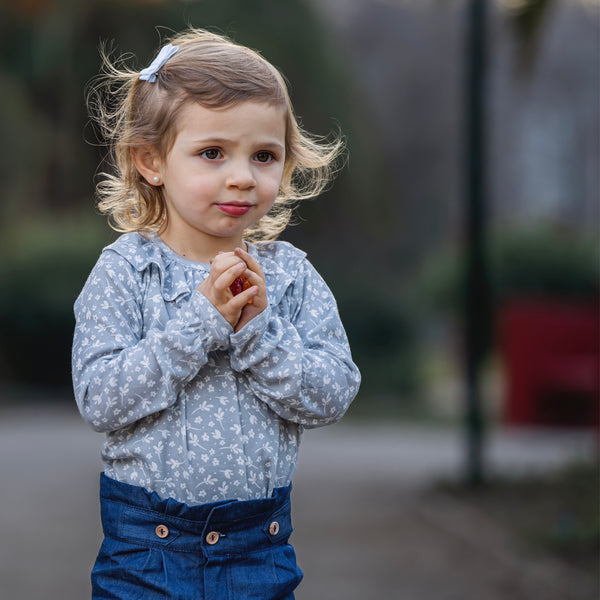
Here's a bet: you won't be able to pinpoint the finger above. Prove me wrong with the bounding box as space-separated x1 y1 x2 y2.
215 260 247 293
210 251 236 266
240 268 262 288
210 253 244 277
234 248 264 279
209 251 225 265
234 285 259 306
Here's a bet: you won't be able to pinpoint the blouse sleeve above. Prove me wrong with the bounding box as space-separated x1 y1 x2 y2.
71 251 232 433
228 258 361 428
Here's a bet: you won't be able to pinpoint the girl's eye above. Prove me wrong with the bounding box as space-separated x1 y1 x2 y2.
201 149 221 160
254 151 274 163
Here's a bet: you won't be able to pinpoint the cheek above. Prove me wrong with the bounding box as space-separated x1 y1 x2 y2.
180 173 219 197
262 170 285 199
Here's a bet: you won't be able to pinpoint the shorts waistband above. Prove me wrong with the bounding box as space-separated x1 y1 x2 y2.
99 473 293 556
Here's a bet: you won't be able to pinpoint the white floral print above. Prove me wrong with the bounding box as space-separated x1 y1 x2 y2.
72 233 360 503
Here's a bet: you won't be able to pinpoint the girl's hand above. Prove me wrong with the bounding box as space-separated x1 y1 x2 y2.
232 247 268 332
197 252 258 328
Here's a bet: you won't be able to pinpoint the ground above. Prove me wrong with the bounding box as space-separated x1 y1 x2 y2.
0 397 598 599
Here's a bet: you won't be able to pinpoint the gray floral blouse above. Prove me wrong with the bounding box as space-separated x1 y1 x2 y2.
72 233 360 503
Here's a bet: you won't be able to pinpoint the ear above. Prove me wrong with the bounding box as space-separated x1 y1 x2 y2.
131 146 162 186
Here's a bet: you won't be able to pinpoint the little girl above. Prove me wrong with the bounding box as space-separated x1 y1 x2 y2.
72 28 360 600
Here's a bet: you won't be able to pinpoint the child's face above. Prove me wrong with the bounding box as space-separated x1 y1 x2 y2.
156 100 286 257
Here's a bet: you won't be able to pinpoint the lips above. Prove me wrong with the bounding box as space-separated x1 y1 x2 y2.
216 203 252 216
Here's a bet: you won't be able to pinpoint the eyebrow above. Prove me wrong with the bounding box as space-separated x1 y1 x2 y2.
188 137 285 151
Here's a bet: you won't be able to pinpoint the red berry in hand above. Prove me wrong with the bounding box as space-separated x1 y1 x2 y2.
230 276 245 296
230 276 253 304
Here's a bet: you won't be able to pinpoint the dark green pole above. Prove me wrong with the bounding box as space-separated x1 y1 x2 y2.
464 0 490 486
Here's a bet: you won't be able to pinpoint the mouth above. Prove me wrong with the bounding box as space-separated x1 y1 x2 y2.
216 203 253 217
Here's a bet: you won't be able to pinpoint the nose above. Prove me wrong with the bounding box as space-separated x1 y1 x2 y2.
226 159 256 190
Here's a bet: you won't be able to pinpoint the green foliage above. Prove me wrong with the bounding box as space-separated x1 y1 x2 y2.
415 225 599 317
335 280 422 397
490 226 599 300
504 0 556 76
0 216 115 386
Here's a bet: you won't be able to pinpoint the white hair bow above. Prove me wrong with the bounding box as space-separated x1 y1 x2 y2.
139 44 179 83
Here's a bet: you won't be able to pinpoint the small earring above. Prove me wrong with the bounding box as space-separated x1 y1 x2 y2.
152 176 160 184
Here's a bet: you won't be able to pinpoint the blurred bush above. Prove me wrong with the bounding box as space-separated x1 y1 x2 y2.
338 288 421 398
416 225 600 317
490 227 599 301
0 216 115 386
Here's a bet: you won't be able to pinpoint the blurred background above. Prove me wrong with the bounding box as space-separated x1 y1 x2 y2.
0 0 598 598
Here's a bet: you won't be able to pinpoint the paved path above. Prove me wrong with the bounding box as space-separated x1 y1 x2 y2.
293 423 598 600
0 403 597 599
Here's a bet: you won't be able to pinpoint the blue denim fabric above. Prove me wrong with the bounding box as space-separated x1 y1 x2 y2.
92 474 303 600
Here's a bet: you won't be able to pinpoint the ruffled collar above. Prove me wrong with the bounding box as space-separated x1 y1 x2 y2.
104 233 305 305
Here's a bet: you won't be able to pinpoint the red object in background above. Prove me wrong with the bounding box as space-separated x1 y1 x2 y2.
499 299 600 427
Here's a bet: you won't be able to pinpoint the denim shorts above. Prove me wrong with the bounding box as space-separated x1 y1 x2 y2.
92 474 303 600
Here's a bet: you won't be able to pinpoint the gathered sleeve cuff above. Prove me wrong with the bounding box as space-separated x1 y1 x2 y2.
228 259 360 428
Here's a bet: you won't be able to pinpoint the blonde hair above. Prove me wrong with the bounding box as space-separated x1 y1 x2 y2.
87 28 344 241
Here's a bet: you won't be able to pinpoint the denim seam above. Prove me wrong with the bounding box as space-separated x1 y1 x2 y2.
104 498 209 530
104 496 286 528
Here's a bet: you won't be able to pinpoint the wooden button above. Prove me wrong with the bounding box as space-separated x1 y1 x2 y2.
206 531 220 545
268 521 280 536
155 524 169 539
